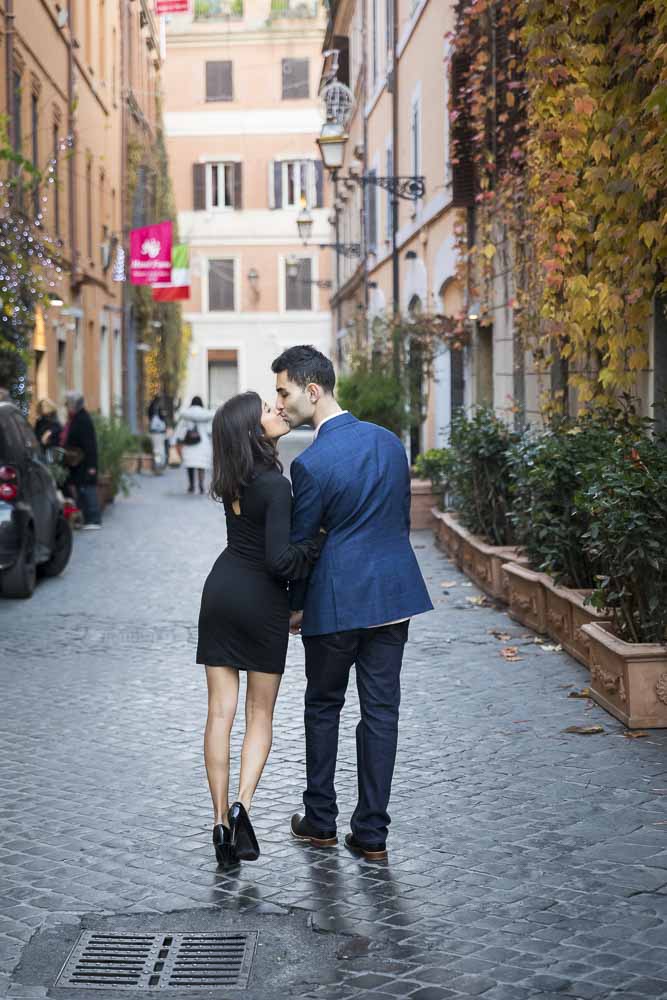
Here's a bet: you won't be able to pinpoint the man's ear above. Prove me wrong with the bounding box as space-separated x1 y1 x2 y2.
306 382 321 404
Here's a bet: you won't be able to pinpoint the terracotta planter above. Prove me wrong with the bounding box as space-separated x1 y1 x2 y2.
581 622 667 729
503 562 549 634
545 584 612 669
431 510 527 601
140 453 155 474
122 452 141 474
410 479 441 530
96 473 114 512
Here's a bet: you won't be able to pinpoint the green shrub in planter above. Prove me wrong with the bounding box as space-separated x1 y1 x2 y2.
509 415 624 588
413 448 452 494
337 359 406 438
577 437 667 644
448 408 522 545
93 414 136 498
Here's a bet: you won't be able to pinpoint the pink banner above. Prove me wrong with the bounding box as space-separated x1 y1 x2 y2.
156 0 189 12
130 222 172 286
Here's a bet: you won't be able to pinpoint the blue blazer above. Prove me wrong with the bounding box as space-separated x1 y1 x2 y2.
289 412 433 636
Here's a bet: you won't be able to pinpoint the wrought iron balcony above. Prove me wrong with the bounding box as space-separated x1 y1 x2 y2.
269 0 318 19
194 0 243 20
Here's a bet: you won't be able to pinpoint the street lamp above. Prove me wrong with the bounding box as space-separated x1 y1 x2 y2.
316 119 348 172
296 204 314 242
316 119 425 201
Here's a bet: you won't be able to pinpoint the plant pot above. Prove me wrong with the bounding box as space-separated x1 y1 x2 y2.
503 562 549 634
410 479 441 530
542 580 612 668
432 510 527 600
580 622 667 729
122 452 141 474
140 453 155 474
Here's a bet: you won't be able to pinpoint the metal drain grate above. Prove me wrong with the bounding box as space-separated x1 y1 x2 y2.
55 931 258 991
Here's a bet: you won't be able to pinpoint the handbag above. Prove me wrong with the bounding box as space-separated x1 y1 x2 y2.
168 444 182 467
183 425 201 446
63 445 85 468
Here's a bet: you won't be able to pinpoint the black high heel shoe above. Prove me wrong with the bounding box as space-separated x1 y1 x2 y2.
228 802 260 861
212 823 238 866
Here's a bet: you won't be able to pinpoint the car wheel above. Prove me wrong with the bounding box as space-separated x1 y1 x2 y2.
1 526 37 599
38 514 74 579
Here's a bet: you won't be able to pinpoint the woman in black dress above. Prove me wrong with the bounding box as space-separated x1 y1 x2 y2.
197 391 323 867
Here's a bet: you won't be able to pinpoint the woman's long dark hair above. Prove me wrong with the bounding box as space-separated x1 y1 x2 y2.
210 391 282 507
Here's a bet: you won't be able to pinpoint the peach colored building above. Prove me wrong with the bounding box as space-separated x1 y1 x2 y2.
321 0 464 460
0 0 162 423
162 0 331 409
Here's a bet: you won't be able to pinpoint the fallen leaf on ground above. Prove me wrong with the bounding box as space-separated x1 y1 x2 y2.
540 643 563 652
623 731 650 739
562 724 606 735
500 646 523 662
568 688 593 699
461 582 473 587
490 630 512 641
441 580 458 588
467 595 491 607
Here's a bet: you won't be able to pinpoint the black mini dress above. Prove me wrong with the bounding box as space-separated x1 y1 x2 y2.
196 465 322 674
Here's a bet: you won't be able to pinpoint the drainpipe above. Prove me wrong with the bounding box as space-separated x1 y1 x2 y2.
5 0 14 151
67 0 78 283
391 0 400 378
120 0 137 431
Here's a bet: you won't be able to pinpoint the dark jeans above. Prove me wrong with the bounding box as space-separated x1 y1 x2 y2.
77 483 101 525
302 620 409 845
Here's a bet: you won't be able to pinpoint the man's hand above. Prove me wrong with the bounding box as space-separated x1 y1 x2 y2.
289 611 304 635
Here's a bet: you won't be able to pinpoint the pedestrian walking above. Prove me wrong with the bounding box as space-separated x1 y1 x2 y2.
197 391 323 867
272 345 433 862
174 395 214 494
61 391 102 530
34 398 63 459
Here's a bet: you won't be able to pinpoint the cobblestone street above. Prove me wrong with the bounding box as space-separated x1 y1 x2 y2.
2 466 667 1000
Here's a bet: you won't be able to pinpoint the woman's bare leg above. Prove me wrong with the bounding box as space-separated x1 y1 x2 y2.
204 666 239 825
237 671 282 811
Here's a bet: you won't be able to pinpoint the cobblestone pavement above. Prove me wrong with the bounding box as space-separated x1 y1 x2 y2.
1 465 667 1000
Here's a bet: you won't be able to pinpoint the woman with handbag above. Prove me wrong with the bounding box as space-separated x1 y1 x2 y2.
61 391 102 530
174 396 214 494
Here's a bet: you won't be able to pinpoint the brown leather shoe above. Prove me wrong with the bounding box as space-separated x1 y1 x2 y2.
290 813 338 847
344 832 388 861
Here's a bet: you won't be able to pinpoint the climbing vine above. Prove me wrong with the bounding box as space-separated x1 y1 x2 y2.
452 0 667 410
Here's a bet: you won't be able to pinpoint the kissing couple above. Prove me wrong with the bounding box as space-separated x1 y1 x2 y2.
196 345 433 866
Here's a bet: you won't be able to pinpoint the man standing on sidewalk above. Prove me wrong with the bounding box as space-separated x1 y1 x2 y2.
62 391 102 530
272 345 433 861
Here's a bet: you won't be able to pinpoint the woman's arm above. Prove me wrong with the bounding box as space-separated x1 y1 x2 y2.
264 476 323 580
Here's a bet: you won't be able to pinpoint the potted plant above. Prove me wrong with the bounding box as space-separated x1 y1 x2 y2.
431 408 528 599
138 433 155 473
413 448 451 531
578 437 667 727
506 413 619 651
93 414 137 504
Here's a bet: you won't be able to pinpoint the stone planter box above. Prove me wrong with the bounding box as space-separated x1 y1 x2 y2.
432 509 527 601
503 562 549 635
581 622 667 729
543 579 612 668
410 479 441 530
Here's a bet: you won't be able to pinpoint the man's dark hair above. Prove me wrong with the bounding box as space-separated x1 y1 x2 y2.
271 345 335 394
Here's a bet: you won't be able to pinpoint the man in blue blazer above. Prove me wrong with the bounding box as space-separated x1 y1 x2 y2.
272 345 433 860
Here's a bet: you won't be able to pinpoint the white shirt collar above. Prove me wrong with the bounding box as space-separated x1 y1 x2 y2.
313 410 348 439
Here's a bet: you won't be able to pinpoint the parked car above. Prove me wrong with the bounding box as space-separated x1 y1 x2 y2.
0 401 73 598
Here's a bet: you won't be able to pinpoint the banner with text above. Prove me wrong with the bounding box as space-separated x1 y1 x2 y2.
130 221 172 286
156 0 190 13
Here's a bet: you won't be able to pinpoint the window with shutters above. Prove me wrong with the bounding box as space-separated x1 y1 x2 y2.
410 96 421 183
450 51 476 208
282 160 314 208
385 145 393 241
206 163 236 209
285 258 312 311
282 58 309 99
208 259 236 312
443 42 453 192
206 61 233 102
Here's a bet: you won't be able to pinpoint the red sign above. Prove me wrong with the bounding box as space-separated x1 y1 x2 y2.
130 222 172 286
156 0 190 13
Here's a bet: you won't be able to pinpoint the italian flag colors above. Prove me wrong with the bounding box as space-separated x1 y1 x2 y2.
152 244 190 301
